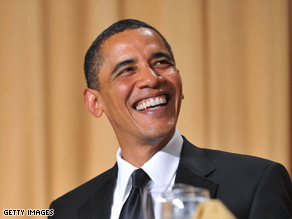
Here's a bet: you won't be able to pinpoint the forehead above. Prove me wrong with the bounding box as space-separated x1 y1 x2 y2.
100 28 169 63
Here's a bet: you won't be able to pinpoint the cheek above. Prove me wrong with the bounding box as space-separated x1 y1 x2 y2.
116 83 130 92
165 72 183 92
111 78 135 102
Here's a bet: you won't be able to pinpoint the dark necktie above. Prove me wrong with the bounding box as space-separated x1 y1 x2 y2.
119 169 151 219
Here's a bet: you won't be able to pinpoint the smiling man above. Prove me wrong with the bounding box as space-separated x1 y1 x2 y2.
84 25 183 169
49 19 292 219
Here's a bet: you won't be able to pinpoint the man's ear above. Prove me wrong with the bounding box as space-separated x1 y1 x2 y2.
177 69 184 100
83 88 103 118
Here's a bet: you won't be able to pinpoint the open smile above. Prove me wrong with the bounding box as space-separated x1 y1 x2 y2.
133 94 171 111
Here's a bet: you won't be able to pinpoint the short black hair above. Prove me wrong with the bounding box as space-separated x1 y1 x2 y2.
84 19 175 91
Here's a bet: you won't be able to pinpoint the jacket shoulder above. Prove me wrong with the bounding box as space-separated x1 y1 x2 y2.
49 164 117 218
183 136 279 173
182 137 292 218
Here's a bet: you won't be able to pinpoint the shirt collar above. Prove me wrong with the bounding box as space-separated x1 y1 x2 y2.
116 129 183 201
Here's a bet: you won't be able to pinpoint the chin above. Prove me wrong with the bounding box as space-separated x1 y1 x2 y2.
140 125 176 142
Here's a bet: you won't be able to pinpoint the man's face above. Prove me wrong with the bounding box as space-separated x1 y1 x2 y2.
93 28 183 144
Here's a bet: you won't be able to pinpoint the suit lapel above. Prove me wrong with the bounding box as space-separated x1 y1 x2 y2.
175 137 218 198
78 165 118 219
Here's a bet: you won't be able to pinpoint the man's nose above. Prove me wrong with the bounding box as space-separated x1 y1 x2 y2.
136 66 161 88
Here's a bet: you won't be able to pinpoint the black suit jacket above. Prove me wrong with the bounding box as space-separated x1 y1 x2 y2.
49 137 292 219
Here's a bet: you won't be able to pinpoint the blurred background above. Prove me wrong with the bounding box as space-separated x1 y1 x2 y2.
0 0 291 217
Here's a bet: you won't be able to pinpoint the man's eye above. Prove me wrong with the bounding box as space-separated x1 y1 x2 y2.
153 60 173 67
118 67 134 76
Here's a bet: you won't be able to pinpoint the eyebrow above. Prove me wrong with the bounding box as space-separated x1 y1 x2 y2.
111 59 135 75
151 52 173 61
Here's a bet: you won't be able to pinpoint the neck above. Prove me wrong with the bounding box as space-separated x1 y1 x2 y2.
119 132 174 168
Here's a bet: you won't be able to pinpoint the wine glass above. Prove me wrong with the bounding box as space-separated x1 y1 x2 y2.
143 184 210 219
142 184 168 219
163 184 210 219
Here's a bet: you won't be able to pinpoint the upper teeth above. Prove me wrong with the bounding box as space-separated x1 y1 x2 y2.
136 96 167 111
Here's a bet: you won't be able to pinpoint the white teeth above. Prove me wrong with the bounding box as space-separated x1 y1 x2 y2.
150 99 155 106
155 97 160 105
135 96 167 111
146 100 151 107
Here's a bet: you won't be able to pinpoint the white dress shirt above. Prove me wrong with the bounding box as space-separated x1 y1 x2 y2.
110 129 183 219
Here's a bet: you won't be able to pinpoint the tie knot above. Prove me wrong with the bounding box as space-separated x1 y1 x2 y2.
131 169 150 189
